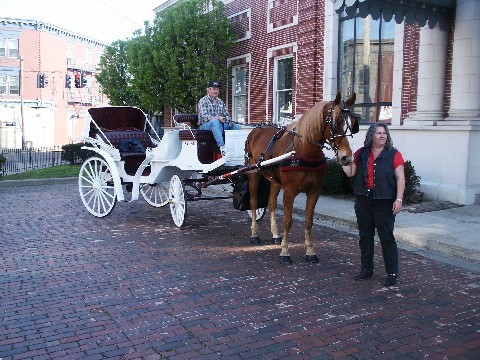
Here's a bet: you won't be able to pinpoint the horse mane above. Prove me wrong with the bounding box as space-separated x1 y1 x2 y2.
285 100 329 148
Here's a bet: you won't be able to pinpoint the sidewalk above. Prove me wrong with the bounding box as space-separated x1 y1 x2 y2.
1 177 479 266
289 191 480 266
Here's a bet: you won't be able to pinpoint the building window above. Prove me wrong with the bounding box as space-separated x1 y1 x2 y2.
0 75 19 95
67 42 73 65
86 48 92 70
339 12 394 123
0 38 19 58
274 56 293 124
232 65 246 124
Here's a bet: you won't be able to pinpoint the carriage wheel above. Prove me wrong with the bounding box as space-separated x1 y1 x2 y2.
169 174 187 227
78 156 117 217
247 207 266 221
140 183 169 207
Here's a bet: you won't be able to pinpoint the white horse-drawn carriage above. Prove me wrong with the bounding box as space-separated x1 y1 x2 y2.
78 106 293 226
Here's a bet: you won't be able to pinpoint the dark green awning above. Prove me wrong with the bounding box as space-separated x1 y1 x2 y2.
332 0 456 30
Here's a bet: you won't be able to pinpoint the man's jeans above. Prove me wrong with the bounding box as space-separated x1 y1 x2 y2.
199 119 241 147
354 194 398 274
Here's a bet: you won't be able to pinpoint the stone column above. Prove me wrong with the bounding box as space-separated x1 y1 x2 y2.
442 0 480 126
405 25 448 125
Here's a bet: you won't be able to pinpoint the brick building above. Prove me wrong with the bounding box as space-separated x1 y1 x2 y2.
0 18 108 148
156 0 479 205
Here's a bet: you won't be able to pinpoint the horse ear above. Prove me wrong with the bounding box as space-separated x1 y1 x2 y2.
334 91 341 105
346 92 356 107
351 117 359 134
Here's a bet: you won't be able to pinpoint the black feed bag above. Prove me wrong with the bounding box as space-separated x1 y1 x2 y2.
232 174 270 211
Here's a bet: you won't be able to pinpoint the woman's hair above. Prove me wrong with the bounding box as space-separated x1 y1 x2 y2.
364 123 393 150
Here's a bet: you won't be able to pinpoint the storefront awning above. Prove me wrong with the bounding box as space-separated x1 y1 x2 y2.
332 0 456 30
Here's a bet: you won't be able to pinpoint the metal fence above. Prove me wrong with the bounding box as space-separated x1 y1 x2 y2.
0 146 67 176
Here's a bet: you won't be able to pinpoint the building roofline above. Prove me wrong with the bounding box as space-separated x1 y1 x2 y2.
0 17 108 47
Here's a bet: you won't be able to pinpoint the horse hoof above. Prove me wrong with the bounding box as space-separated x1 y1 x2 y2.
305 255 319 263
280 256 292 264
272 237 282 245
250 236 261 245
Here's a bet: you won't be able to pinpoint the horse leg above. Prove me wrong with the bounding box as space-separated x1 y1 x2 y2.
304 189 321 263
248 173 261 244
269 183 282 245
279 188 296 264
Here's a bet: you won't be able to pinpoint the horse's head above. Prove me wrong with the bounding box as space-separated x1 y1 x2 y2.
325 91 358 166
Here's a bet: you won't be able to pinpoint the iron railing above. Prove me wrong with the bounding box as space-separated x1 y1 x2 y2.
0 147 67 176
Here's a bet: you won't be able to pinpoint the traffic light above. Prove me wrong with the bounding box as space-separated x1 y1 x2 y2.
74 72 80 88
36 73 42 88
36 73 48 88
80 71 88 88
65 74 72 88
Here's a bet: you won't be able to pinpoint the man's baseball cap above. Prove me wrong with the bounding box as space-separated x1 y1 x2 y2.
208 80 221 88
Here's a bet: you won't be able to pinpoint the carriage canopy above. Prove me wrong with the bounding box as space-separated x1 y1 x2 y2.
85 106 148 138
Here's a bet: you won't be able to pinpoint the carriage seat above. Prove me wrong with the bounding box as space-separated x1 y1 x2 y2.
174 113 199 128
101 130 154 175
174 113 221 163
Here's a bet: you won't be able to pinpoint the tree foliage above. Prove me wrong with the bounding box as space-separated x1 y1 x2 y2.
95 0 236 115
95 40 140 107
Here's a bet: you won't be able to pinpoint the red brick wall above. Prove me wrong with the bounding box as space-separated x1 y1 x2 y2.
296 0 324 112
226 0 324 123
401 23 419 124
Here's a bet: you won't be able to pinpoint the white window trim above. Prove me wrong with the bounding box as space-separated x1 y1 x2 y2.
227 54 251 123
267 0 299 33
228 9 252 42
0 37 19 58
266 42 297 123
273 55 294 125
231 65 247 124
0 75 19 95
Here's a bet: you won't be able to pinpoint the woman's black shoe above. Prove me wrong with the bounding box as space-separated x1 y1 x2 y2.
385 274 398 287
354 269 373 280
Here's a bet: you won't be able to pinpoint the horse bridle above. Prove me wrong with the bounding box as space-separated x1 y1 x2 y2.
320 100 358 153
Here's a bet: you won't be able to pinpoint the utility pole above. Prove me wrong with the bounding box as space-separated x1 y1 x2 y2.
20 56 25 149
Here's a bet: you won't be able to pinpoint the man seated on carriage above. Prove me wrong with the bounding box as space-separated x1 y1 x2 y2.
197 80 241 156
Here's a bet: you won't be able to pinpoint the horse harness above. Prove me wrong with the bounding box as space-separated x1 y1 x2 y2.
247 100 358 184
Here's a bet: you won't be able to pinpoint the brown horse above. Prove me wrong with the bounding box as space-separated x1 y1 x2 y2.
245 92 357 263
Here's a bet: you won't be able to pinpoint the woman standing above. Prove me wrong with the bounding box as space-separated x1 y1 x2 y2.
342 123 405 287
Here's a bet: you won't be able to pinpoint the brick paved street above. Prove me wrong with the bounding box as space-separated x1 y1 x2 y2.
1 183 479 359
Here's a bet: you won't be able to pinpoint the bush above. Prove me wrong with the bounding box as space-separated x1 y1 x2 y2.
321 162 352 195
320 159 423 204
61 143 95 164
404 160 423 204
0 153 6 176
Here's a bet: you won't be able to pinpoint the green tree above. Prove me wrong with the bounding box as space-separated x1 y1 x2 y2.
126 24 166 115
96 0 236 115
151 0 236 113
95 40 140 106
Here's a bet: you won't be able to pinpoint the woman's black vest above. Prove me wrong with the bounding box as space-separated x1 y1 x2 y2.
354 147 398 199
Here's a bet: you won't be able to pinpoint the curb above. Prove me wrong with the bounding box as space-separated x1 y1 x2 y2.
0 177 77 188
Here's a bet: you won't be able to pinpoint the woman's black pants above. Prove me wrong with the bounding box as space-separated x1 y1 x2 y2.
354 195 398 274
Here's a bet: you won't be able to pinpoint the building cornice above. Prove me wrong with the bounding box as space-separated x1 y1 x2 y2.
0 17 107 47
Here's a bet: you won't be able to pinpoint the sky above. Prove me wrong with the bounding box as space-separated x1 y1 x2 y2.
0 0 166 43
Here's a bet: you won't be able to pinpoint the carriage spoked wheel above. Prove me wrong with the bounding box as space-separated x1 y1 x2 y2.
169 174 187 227
78 156 117 217
140 182 169 207
247 207 267 221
